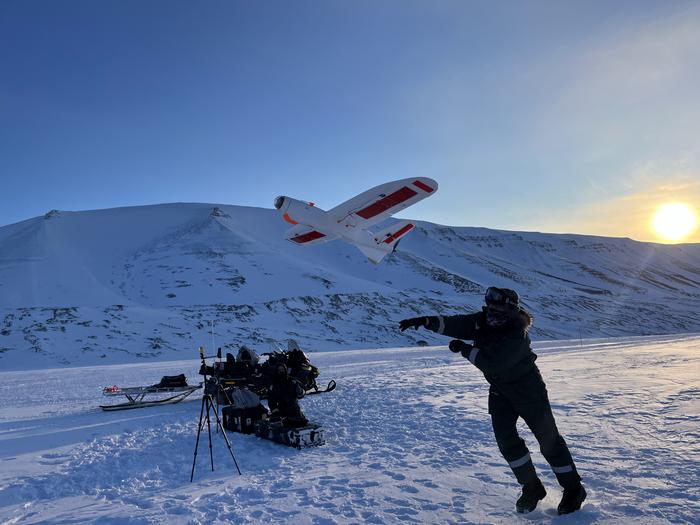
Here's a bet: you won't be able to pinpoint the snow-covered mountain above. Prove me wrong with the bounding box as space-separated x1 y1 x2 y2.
1 203 699 369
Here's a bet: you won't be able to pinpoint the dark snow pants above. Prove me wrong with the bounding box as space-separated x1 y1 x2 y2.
488 367 581 489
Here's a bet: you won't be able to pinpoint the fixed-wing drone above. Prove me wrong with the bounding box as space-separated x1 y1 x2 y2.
274 177 438 263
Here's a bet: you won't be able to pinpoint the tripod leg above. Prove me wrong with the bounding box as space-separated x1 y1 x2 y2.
190 394 207 482
214 390 220 434
211 401 242 475
205 396 215 471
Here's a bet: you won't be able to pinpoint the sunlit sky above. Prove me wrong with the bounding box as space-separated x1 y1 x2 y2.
2 0 699 243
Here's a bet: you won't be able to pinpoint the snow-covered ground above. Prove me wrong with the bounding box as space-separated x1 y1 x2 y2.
1 334 698 524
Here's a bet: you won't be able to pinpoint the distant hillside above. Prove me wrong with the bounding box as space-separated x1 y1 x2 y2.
1 203 699 369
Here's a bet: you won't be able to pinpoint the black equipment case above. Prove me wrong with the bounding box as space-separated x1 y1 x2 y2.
254 420 325 449
222 404 268 434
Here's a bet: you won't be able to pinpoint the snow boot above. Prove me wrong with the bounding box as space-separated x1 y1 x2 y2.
557 484 587 515
516 478 546 513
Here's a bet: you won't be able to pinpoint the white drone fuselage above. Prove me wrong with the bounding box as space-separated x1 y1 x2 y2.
274 177 438 263
275 196 376 247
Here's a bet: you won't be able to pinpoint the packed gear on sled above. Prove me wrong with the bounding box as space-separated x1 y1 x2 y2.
229 385 262 407
155 374 187 388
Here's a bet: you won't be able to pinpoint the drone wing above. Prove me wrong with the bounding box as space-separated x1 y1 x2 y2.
327 177 437 229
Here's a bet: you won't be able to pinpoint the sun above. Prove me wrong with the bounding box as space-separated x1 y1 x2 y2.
651 203 698 242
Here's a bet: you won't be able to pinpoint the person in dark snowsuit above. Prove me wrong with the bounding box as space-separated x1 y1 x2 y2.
399 287 587 515
267 363 309 428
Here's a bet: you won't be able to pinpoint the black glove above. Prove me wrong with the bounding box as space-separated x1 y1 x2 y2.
399 317 427 332
449 339 473 359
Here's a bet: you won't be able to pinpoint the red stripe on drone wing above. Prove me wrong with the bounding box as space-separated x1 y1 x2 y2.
356 186 417 220
412 180 434 193
383 223 414 244
291 231 326 243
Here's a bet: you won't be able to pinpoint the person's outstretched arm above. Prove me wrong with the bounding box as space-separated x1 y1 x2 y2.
399 313 480 340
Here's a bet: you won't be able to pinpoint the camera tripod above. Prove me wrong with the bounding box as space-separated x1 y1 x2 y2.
190 347 241 482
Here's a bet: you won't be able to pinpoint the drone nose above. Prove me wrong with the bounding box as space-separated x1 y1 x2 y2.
274 196 285 210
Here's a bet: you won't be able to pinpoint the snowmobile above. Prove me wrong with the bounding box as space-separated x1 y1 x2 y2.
204 340 334 448
199 340 336 402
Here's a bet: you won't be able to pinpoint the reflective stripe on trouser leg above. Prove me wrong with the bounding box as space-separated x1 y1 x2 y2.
551 461 580 489
509 453 531 468
522 403 582 490
490 390 537 485
508 453 537 485
540 435 581 489
552 464 573 474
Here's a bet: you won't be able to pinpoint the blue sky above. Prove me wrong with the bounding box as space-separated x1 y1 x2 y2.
2 0 699 242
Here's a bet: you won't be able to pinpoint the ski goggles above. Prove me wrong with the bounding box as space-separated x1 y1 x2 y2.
484 287 516 306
